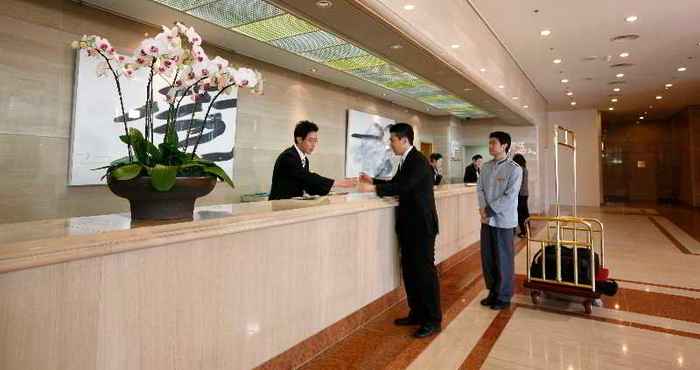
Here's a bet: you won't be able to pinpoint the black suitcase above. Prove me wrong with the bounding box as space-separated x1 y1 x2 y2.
529 245 600 285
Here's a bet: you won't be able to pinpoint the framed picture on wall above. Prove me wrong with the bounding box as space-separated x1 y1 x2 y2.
345 109 398 178
68 51 238 185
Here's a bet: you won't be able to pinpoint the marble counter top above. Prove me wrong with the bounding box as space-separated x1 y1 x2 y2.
0 184 475 273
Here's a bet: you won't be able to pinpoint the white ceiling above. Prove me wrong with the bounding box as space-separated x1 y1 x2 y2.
470 0 700 121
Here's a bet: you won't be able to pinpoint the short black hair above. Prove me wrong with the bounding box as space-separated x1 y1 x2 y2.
512 153 527 168
389 122 414 145
472 154 483 161
429 153 443 162
489 131 512 153
294 120 319 142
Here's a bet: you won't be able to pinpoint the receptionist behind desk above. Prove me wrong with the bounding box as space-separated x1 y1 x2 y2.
268 120 355 200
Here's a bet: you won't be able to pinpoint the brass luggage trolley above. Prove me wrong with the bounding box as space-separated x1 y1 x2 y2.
523 126 605 314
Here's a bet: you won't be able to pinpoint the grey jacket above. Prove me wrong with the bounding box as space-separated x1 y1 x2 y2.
477 158 523 229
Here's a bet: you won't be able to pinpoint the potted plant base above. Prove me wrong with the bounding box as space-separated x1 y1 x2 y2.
108 176 216 220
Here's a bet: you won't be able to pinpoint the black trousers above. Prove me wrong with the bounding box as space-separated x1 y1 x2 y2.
480 224 515 302
398 232 442 325
517 195 530 235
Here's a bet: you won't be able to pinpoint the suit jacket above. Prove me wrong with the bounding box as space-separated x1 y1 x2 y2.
268 146 334 200
432 167 443 186
464 163 479 183
374 148 439 237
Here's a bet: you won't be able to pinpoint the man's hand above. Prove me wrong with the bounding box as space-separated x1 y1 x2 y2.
479 208 488 224
358 172 373 184
357 182 375 193
334 178 357 188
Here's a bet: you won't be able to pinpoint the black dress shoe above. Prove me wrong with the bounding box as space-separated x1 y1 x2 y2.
394 316 422 326
480 295 496 307
413 323 441 338
490 300 511 310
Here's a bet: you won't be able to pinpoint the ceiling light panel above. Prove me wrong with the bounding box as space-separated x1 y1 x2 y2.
153 0 492 118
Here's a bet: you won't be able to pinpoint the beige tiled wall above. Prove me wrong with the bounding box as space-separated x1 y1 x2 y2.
0 0 444 223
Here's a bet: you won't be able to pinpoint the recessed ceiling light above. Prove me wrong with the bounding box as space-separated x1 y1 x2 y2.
677 67 687 72
540 29 552 37
315 0 333 8
553 58 562 64
512 96 519 100
616 73 625 78
480 68 487 72
570 101 577 106
613 87 621 92
609 107 615 111
619 52 630 58
566 91 574 96
639 116 645 120
451 44 461 49
656 95 663 100
382 93 388 96
390 44 403 49
403 4 416 10
561 78 569 83
644 111 648 114
498 85 505 89
611 98 618 102
310 68 317 72
523 105 529 108
665 83 673 88
625 15 638 23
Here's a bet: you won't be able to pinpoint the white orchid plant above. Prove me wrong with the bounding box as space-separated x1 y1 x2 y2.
73 23 262 191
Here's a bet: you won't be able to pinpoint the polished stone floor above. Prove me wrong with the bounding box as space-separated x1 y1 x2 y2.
298 204 700 370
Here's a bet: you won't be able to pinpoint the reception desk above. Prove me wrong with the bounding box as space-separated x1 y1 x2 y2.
0 184 480 370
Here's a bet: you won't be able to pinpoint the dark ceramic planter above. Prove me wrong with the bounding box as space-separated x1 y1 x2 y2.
108 176 217 220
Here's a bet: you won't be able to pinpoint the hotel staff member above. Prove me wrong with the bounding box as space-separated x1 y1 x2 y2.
269 120 354 200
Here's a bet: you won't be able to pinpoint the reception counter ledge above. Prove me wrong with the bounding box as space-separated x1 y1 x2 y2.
0 184 480 370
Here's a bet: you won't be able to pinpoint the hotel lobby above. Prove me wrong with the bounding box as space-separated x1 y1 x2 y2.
1 1 699 369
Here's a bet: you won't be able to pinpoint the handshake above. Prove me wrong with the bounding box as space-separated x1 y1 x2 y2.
333 172 376 193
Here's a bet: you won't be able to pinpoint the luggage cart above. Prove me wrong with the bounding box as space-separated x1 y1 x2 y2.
523 126 606 314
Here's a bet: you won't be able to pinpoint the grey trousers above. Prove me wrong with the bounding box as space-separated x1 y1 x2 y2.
480 224 515 302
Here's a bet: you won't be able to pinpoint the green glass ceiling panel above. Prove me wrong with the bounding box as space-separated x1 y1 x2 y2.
397 85 445 97
149 0 492 118
302 43 368 63
347 64 404 78
325 55 386 70
382 78 427 90
234 14 317 42
154 0 219 11
187 0 284 28
270 31 345 53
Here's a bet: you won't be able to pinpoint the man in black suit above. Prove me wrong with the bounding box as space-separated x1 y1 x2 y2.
269 121 354 200
463 154 483 183
429 153 443 185
358 123 442 338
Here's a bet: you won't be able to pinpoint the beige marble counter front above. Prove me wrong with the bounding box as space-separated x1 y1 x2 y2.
0 184 479 370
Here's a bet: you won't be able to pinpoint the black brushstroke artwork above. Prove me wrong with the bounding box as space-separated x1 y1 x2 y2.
112 88 237 164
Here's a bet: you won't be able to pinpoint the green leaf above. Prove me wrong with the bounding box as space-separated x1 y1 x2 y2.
203 165 234 188
128 128 149 165
110 156 132 166
150 164 178 191
165 122 179 146
146 141 162 163
111 163 143 180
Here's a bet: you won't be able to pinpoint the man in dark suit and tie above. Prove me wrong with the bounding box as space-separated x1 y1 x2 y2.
358 123 442 338
429 153 443 185
269 120 354 200
464 154 483 183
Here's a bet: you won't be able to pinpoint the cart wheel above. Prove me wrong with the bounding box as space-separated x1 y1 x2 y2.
583 300 593 314
531 290 543 305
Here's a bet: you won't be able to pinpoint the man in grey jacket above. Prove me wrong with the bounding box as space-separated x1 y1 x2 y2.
477 131 523 310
